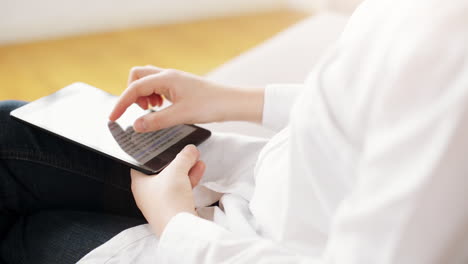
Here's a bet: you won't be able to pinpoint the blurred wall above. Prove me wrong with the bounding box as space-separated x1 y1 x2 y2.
289 0 363 13
0 0 286 45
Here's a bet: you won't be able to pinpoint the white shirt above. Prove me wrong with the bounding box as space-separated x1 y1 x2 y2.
79 0 468 263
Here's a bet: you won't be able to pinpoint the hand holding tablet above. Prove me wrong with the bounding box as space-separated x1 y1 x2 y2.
10 66 264 175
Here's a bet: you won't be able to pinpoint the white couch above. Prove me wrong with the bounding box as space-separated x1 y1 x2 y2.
202 12 349 138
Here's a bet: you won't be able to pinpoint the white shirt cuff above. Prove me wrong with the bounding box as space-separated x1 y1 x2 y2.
157 212 231 263
262 84 304 131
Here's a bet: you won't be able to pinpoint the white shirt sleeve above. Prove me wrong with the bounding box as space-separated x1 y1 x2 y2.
262 84 303 131
157 213 319 264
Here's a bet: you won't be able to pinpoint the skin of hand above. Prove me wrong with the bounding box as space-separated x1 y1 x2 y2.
130 144 205 237
109 65 264 133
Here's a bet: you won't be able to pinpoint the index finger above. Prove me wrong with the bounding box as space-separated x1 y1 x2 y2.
127 65 162 86
109 73 170 121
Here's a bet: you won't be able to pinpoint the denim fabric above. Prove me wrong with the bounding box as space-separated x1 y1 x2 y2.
0 100 145 263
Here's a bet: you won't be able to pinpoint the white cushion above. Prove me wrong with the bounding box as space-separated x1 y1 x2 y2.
202 12 349 138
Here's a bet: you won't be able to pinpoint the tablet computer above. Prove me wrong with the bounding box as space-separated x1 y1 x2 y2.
10 82 211 175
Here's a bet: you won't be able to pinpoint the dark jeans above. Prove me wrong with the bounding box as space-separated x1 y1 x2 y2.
0 100 145 263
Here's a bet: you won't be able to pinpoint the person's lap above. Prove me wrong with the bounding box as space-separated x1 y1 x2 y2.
2 210 145 263
0 100 269 263
0 100 145 263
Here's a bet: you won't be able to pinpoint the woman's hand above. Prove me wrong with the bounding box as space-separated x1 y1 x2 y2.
109 65 264 132
130 145 205 237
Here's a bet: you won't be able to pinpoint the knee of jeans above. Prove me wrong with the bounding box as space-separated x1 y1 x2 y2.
0 100 28 141
0 100 26 120
0 100 26 114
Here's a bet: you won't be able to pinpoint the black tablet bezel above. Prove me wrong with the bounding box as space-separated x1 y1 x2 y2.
140 125 211 174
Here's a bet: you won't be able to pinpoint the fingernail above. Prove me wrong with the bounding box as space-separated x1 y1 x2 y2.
135 118 147 132
183 144 197 154
185 144 195 150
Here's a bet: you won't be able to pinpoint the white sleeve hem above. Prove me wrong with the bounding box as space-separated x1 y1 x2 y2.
157 212 230 263
262 84 304 131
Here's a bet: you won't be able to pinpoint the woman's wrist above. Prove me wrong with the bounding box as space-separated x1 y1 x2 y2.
219 86 265 123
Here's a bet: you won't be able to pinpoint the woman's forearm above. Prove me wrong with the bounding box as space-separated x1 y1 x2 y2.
219 87 265 123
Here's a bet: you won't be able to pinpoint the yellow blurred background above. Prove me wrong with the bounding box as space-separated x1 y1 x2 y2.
0 6 308 102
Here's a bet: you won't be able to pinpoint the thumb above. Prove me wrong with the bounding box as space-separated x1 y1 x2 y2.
134 105 186 132
188 160 205 188
165 145 200 175
130 168 147 190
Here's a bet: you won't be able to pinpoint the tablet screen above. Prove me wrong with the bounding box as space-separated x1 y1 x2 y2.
10 83 211 174
108 122 195 164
